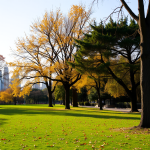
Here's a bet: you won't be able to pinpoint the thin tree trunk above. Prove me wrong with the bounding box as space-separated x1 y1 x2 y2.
95 78 102 110
129 54 138 112
64 84 70 109
96 88 102 110
14 97 16 105
72 88 78 107
47 86 53 107
130 80 138 112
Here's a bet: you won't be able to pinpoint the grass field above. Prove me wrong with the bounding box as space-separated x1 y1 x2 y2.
0 104 150 150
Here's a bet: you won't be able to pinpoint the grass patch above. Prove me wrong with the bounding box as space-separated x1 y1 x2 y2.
0 104 149 150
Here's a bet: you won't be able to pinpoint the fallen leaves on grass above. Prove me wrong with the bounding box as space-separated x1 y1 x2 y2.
1 138 7 140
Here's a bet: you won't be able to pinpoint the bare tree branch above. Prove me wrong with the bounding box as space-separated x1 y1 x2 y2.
120 0 139 21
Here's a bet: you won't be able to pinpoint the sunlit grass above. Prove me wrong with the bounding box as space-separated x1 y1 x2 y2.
0 104 149 150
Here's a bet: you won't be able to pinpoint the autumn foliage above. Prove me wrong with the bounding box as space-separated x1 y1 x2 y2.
9 5 91 109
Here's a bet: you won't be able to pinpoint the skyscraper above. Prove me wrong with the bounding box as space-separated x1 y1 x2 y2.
0 70 2 91
0 66 9 91
3 66 9 90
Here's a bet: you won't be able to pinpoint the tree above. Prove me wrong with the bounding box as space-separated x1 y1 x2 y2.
9 5 92 109
119 0 150 129
77 86 88 103
0 88 20 105
73 18 140 111
47 5 91 109
25 88 47 104
73 73 106 110
105 55 140 100
72 87 78 107
95 0 150 128
88 87 98 102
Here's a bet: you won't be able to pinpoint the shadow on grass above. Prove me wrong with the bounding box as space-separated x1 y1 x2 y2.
0 107 140 121
73 108 141 116
0 118 8 126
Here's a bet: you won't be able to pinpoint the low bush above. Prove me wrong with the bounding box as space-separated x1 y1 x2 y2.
116 102 131 108
78 102 84 106
84 101 91 106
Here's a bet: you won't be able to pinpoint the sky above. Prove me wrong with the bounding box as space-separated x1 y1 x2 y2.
0 0 143 65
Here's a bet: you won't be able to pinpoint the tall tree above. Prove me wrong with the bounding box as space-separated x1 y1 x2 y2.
95 0 150 128
9 5 92 109
119 0 150 129
31 5 91 109
73 18 140 112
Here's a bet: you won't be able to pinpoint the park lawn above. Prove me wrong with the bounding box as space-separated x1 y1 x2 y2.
0 105 150 150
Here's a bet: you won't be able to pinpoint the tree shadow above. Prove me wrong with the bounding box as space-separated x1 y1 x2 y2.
72 108 141 116
0 107 140 121
0 118 8 126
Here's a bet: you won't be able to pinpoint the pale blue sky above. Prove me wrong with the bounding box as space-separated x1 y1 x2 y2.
0 0 142 63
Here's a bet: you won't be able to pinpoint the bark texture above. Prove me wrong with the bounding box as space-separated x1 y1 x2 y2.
120 0 150 127
138 0 150 128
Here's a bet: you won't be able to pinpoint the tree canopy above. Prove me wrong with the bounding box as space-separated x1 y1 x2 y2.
72 17 140 111
9 5 92 109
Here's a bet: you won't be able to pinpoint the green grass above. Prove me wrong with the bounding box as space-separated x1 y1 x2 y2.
0 104 150 150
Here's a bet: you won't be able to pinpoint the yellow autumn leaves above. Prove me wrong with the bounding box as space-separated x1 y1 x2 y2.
8 5 91 99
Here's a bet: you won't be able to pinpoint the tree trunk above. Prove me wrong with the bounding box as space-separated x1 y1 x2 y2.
64 83 70 109
63 99 65 105
138 37 150 127
14 97 16 105
120 0 150 127
130 94 138 112
47 86 53 107
95 78 102 110
72 88 78 107
96 88 102 110
53 99 55 105
138 0 150 127
129 85 138 112
129 57 138 112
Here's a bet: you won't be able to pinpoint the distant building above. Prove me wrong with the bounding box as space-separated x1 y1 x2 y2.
0 70 2 91
0 66 9 91
33 83 40 89
41 82 46 90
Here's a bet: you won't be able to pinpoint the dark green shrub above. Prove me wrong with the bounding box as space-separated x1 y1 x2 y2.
90 103 95 106
84 101 90 106
78 102 84 105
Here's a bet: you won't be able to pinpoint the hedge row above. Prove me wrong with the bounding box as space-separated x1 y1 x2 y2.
78 101 98 106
